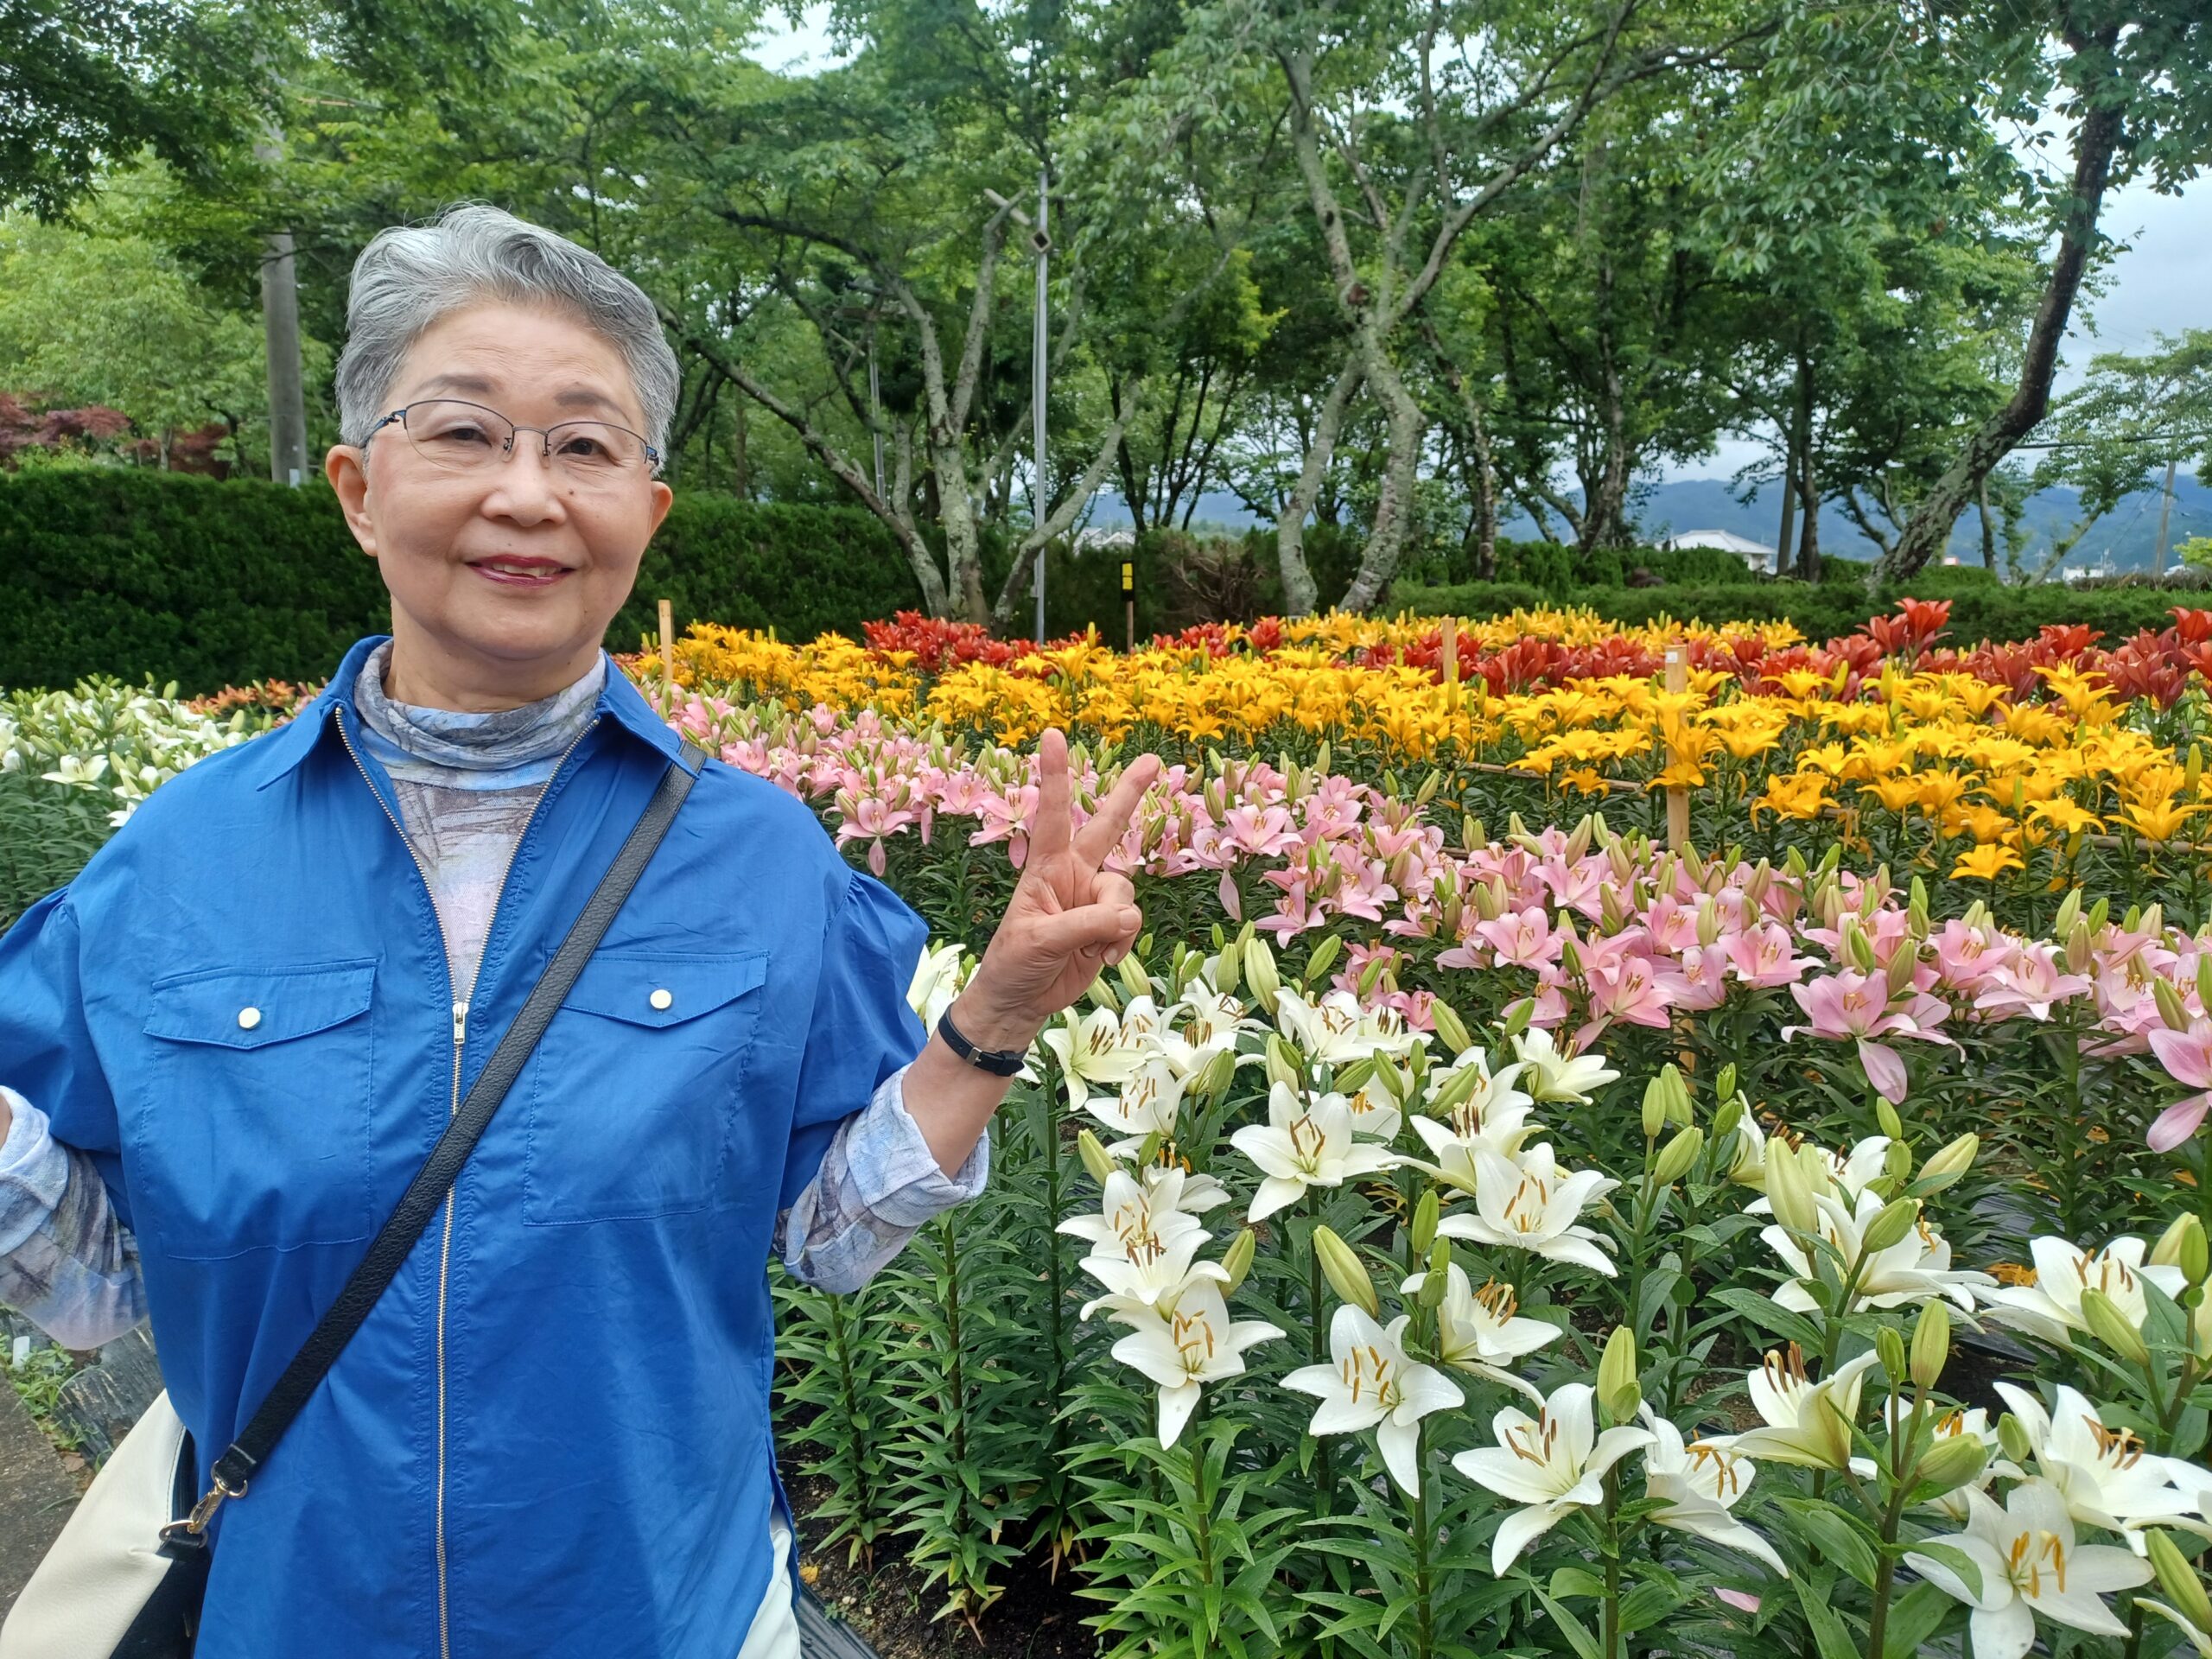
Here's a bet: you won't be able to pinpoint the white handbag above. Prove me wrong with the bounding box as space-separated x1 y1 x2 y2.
0 1392 201 1658
0 750 702 1657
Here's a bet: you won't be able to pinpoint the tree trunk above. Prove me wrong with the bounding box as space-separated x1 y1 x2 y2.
1773 363 1802 579
1880 34 2125 581
1796 429 1820 583
1275 356 1364 617
260 231 309 487
732 395 751 500
1978 474 1997 570
1579 257 1630 551
1338 333 1424 613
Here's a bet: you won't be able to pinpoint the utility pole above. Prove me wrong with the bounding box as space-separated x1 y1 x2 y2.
2154 457 2177 576
255 131 309 487
1032 167 1049 645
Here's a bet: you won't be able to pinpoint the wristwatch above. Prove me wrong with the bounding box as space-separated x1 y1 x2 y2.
936 1007 1028 1077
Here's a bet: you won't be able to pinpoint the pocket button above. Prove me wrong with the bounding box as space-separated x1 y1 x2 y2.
649 988 673 1011
238 1007 263 1030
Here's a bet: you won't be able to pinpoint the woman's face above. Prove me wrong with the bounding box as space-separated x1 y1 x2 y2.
327 301 673 708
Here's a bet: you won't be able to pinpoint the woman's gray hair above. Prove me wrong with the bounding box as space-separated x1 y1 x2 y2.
334 203 679 458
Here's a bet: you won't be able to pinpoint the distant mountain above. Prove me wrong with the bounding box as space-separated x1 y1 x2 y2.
1082 472 2209 572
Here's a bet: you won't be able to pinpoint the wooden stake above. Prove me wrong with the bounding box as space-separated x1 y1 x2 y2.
658 599 676 692
1440 615 1459 708
1664 645 1690 851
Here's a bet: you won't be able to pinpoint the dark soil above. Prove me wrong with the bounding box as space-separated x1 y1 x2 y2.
789 1479 1094 1659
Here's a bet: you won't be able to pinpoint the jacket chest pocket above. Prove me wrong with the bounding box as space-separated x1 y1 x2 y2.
523 950 769 1225
137 961 378 1260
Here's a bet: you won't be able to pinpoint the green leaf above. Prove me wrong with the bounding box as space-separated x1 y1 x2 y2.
1535 1590 1606 1659
1792 1579 1863 1659
1775 1498 1880 1587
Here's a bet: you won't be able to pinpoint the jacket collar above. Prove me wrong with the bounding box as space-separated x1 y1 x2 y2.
255 635 697 788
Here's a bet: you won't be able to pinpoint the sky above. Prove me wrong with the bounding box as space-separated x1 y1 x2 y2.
748 8 2209 487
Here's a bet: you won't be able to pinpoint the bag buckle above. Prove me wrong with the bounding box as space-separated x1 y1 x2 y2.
159 1467 249 1547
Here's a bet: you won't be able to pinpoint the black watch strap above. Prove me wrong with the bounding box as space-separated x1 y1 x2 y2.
936 1007 1028 1077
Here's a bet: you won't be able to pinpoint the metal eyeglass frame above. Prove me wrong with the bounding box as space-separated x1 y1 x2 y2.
365 398 664 476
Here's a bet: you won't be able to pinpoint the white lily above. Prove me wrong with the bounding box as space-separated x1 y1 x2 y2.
1282 1305 1464 1495
1077 1224 1226 1321
1058 1167 1207 1255
1977 1235 2188 1347
1109 1280 1283 1448
1728 1347 1879 1473
1904 1480 2151 1659
1166 985 1255 1056
1142 1160 1231 1216
1993 1382 2200 1550
1450 1382 1656 1574
1228 1084 1395 1222
1273 987 1423 1066
1510 1027 1620 1104
1641 1412 1788 1577
906 941 971 1027
1762 1189 1993 1314
1343 1068 1406 1142
1396 1264 1558 1400
1039 1002 1161 1109
1434 1143 1620 1277
1080 1057 1189 1148
1424 1046 1535 1122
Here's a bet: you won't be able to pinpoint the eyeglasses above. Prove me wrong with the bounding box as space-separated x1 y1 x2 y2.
365 399 662 485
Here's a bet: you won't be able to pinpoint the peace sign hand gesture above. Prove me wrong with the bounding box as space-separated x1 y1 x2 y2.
951 730 1162 1051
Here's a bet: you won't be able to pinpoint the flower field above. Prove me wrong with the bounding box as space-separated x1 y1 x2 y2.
16 601 2212 1656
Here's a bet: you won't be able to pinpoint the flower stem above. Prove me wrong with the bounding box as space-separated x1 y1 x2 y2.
1601 1464 1623 1659
1409 1422 1434 1659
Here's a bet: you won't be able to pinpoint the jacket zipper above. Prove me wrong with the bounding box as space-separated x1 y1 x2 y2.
334 707 601 1659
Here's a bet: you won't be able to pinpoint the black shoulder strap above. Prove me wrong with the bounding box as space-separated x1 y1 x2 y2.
172 742 708 1537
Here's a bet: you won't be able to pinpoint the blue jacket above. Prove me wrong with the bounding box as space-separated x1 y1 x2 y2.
0 636 927 1656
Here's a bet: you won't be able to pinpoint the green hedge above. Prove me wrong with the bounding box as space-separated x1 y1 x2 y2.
0 471 926 694
1393 570 2198 647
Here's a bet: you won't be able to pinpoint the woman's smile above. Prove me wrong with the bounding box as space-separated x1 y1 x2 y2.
467 554 575 588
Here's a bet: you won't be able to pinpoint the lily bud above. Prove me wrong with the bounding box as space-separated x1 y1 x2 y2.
1199 1046 1239 1104
1077 1129 1116 1185
1695 895 1723 947
1427 1059 1485 1121
1713 1094 1746 1141
2157 977 2196 1033
1861 1197 1923 1256
1086 974 1120 1012
1916 1133 1979 1192
1911 1300 1950 1391
1220 1228 1256 1294
1908 875 1930 936
1841 916 1878 975
1914 1434 1988 1498
1305 935 1342 988
2147 1529 2212 1637
2088 896 2110 934
1214 937 1242 995
1877 1327 1908 1386
2200 953 2212 1017
1116 946 1152 1000
1356 953 1390 998
2064 918 2094 974
1430 999 1474 1058
1560 935 1586 977
1651 1126 1705 1187
1998 1413 2033 1466
1500 997 1534 1039
1470 878 1503 922
1418 1260 1450 1309
1642 1077 1670 1139
1565 814 1596 861
2081 1287 2152 1366
1245 938 1281 1014
1886 943 1922 1000
1601 883 1629 935
1875 1099 1904 1141
1715 1062 1738 1103
2153 1214 2211 1286
1597 1325 1642 1424
2055 888 2082 938
1312 1225 1380 1319
1411 1189 1440 1255
1766 1141 1819 1238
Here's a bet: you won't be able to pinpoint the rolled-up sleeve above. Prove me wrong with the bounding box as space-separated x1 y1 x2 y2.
779 1065 990 1294
0 889 142 1346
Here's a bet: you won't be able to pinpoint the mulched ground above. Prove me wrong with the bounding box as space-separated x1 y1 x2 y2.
789 1479 1093 1659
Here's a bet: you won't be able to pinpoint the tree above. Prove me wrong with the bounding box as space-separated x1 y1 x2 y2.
1880 0 2212 580
0 0 262 218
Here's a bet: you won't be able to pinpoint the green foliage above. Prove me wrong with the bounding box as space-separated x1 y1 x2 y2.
0 472 929 693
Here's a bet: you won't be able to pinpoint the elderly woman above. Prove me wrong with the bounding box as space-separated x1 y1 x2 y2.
0 205 1154 1657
